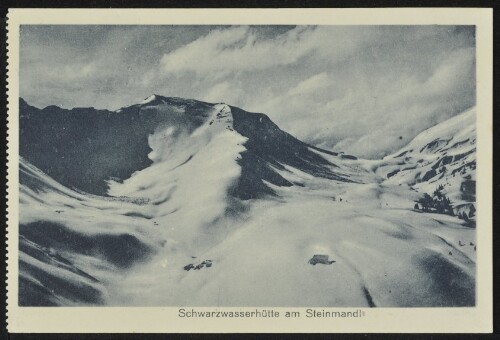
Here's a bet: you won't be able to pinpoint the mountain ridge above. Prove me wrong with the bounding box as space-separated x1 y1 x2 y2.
17 95 477 307
376 107 476 218
19 96 358 199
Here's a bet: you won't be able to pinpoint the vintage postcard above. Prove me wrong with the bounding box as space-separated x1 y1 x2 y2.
6 8 493 333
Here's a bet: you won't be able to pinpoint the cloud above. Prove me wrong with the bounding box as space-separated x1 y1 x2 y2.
21 25 476 158
20 25 220 109
287 72 330 96
246 43 475 158
160 26 379 77
201 82 245 105
420 47 475 97
44 62 98 81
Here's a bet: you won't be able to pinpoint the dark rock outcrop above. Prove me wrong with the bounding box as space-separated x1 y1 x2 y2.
308 254 336 265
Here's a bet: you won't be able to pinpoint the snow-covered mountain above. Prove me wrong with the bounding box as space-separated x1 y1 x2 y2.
375 108 476 219
19 157 161 305
20 95 359 198
18 96 476 307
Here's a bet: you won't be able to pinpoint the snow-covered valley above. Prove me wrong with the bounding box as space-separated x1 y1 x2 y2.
18 96 477 307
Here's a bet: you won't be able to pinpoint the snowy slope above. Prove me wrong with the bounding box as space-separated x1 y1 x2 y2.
375 108 476 217
109 168 475 307
19 157 164 305
20 96 356 198
18 97 476 307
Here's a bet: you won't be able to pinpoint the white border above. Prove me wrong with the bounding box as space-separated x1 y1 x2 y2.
6 8 493 333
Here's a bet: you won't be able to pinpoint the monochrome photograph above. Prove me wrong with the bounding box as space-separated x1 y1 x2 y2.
5 7 494 333
16 23 480 308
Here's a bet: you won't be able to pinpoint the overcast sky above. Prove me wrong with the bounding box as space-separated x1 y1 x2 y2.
20 25 475 158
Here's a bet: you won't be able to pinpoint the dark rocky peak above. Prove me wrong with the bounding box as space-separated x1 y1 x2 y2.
229 106 353 199
19 96 353 199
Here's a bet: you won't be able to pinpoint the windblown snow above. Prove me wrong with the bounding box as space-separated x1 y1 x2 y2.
18 96 476 307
